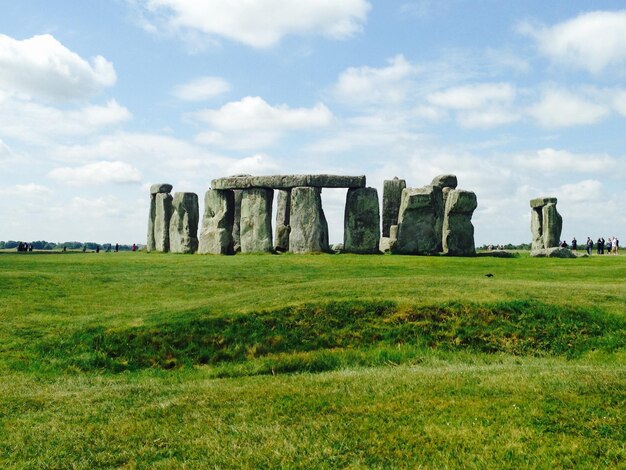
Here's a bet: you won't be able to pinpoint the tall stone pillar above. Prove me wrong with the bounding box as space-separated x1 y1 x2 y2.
274 189 291 252
198 189 234 255
431 174 457 252
392 185 443 255
154 193 173 252
169 192 199 254
240 188 274 253
530 197 562 250
442 189 477 256
232 190 242 253
344 187 380 254
147 184 173 252
289 187 329 253
382 177 406 237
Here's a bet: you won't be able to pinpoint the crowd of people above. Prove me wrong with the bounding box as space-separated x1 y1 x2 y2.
16 242 33 252
565 237 620 255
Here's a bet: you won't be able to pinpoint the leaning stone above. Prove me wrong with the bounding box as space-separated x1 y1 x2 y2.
240 188 274 253
430 174 458 190
154 193 173 252
169 192 199 254
442 189 477 256
382 178 406 237
392 186 442 255
198 189 234 255
150 183 173 195
274 189 291 252
344 187 380 254
289 187 329 253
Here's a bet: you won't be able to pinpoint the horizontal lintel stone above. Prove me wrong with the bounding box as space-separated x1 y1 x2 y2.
211 174 366 190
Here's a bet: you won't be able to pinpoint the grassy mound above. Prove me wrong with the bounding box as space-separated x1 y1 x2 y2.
34 300 625 375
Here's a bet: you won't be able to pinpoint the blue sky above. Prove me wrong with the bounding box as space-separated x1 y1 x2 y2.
1 1 625 245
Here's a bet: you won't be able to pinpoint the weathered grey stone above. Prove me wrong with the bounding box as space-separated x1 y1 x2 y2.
332 243 344 252
150 183 173 195
274 189 291 252
169 192 199 254
531 247 576 258
389 225 398 240
212 174 366 190
240 188 274 253
232 190 242 253
379 237 393 253
147 194 157 252
289 187 329 253
344 187 380 254
382 178 406 237
154 193 173 252
530 197 557 209
530 197 562 250
442 189 477 256
392 186 443 255
542 203 562 249
430 174 458 190
198 189 234 255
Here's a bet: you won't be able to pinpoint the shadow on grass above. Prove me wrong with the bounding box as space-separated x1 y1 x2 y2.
28 300 625 376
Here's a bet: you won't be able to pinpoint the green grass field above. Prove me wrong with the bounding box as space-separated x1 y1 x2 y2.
1 251 624 468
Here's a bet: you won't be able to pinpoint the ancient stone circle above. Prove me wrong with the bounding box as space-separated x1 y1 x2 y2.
147 174 479 256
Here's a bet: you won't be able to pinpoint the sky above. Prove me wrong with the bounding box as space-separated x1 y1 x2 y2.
1 0 625 246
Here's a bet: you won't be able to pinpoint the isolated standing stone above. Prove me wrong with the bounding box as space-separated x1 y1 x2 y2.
154 193 173 252
198 189 234 255
530 197 562 250
169 192 199 254
240 188 274 253
289 187 329 253
392 185 443 255
344 187 380 254
274 189 291 252
382 178 406 237
442 189 477 256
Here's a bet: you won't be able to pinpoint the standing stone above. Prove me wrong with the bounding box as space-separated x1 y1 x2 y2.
530 197 562 251
198 189 234 255
169 192 199 254
289 187 329 253
344 187 380 254
232 190 243 253
392 185 443 255
274 189 291 252
154 193 173 252
382 178 406 237
442 189 477 256
147 184 173 252
240 188 274 253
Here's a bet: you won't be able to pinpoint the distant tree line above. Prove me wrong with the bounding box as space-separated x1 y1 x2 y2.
0 241 139 251
478 243 531 251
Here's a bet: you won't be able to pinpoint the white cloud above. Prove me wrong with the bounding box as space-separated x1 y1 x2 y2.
513 148 620 174
48 161 142 186
0 98 131 144
136 0 371 48
332 54 419 105
558 179 603 203
612 89 626 116
428 83 516 110
173 76 231 101
519 10 626 74
192 96 332 149
0 34 116 100
0 183 52 197
527 87 609 128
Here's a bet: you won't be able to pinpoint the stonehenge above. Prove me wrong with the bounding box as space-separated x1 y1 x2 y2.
530 197 563 255
147 173 478 256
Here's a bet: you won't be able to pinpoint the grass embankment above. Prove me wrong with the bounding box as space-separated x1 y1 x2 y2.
0 252 625 467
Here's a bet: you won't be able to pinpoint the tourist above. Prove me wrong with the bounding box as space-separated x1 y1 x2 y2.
571 237 577 251
132 243 137 252
606 238 612 255
613 237 619 255
597 237 604 255
586 237 593 255
115 243 119 252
